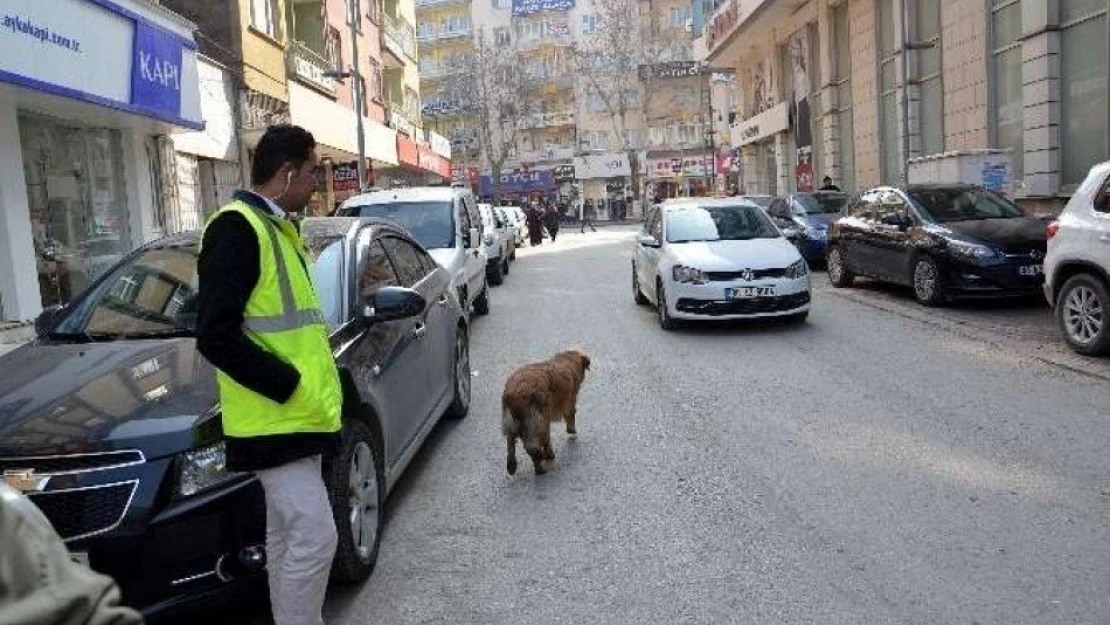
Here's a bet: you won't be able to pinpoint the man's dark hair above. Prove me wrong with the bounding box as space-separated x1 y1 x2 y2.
823 176 833 183
251 124 317 185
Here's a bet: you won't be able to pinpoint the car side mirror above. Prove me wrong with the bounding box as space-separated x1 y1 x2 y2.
638 234 660 248
35 305 65 338
360 287 426 325
781 226 800 241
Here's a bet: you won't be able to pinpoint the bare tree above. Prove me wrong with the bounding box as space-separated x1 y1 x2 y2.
571 0 688 205
448 29 531 204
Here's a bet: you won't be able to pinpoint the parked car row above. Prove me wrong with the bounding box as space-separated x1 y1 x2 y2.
762 163 1110 357
0 186 524 619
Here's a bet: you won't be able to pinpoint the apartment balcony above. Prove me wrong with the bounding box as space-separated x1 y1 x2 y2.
286 41 337 95
518 146 575 162
516 34 572 52
517 110 575 130
416 0 471 8
382 15 417 68
420 65 465 81
387 101 422 136
417 26 473 45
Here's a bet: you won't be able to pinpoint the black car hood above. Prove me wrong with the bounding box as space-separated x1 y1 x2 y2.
0 339 218 459
941 217 1048 249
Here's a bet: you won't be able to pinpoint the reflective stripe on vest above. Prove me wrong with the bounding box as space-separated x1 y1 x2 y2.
240 205 326 333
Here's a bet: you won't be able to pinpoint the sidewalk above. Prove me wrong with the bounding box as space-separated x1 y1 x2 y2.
0 323 33 358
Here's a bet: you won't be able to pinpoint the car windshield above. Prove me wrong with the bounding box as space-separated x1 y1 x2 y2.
49 245 201 341
796 193 849 214
666 204 781 243
908 187 1025 222
306 237 345 330
743 196 775 208
343 201 455 249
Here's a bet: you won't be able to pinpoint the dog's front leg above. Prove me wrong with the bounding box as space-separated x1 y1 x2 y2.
565 406 577 438
526 444 547 475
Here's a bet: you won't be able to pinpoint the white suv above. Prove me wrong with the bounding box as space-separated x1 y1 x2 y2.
1045 161 1110 356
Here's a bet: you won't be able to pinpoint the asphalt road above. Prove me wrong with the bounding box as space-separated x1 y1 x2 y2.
224 226 1110 625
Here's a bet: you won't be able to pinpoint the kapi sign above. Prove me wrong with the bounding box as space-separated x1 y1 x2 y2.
638 61 703 81
0 0 202 128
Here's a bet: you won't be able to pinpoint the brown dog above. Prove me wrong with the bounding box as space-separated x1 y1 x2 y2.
502 350 591 475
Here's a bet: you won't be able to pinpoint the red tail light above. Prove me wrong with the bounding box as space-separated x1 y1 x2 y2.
1047 221 1060 239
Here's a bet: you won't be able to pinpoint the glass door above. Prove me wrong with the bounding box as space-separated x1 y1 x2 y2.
20 115 130 307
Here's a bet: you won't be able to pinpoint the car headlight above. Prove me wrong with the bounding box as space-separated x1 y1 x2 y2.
484 233 495 247
785 259 809 279
672 265 708 284
946 240 999 264
176 442 241 499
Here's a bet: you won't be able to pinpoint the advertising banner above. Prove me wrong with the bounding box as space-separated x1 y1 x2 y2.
512 0 575 16
479 169 556 196
788 27 814 192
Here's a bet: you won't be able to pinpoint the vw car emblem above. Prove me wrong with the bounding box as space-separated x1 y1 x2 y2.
740 268 755 281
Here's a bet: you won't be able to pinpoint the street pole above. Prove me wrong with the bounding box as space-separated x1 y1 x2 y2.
348 0 368 190
705 69 716 195
899 0 910 187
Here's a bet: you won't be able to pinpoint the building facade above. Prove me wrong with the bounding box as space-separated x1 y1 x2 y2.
0 0 205 321
418 0 725 216
703 0 1109 213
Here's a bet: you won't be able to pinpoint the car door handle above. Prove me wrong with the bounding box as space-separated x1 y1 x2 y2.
438 294 449 306
1100 235 1110 243
413 323 427 339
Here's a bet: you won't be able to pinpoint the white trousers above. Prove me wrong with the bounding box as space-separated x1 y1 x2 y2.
254 455 338 625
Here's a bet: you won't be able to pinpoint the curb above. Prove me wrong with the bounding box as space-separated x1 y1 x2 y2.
826 288 1110 383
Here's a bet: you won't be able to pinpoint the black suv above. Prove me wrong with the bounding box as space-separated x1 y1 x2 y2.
0 218 471 619
826 184 1048 305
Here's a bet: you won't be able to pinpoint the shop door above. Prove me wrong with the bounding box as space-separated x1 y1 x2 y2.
20 116 131 307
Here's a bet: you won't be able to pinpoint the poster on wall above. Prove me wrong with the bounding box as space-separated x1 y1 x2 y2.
788 28 814 192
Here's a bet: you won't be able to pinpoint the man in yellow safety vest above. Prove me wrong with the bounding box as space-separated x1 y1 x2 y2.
196 125 341 625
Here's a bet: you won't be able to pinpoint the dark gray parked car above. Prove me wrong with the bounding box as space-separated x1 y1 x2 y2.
0 217 471 619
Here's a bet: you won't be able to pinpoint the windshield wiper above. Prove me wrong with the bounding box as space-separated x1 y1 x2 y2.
46 331 119 343
670 238 719 243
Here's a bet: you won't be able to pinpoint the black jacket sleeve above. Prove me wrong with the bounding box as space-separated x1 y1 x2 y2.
196 212 301 404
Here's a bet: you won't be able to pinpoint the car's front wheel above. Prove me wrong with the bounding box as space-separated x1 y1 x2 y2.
444 327 471 419
913 256 947 306
488 259 504 286
657 283 679 331
633 263 648 305
327 419 384 583
827 246 854 288
1057 273 1110 356
473 283 490 316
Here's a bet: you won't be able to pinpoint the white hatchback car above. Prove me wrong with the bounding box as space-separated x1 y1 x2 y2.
1045 160 1110 356
633 199 811 330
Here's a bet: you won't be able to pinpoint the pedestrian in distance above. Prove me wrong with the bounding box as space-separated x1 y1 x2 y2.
819 176 841 192
196 125 342 625
526 204 544 246
580 198 597 233
544 203 561 242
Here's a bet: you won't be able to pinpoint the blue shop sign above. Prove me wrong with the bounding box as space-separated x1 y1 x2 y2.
131 21 183 118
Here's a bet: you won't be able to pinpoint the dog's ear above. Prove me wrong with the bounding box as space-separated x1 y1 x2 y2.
581 353 591 371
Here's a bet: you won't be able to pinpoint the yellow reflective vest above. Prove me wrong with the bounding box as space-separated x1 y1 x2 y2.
203 199 341 438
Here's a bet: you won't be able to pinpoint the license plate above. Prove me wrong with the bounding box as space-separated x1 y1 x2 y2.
1018 264 1043 277
70 552 90 567
726 286 776 299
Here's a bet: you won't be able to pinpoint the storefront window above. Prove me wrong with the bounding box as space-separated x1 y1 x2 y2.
878 0 901 183
19 115 130 308
832 2 855 192
1060 0 1109 188
914 0 944 156
991 0 1023 180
